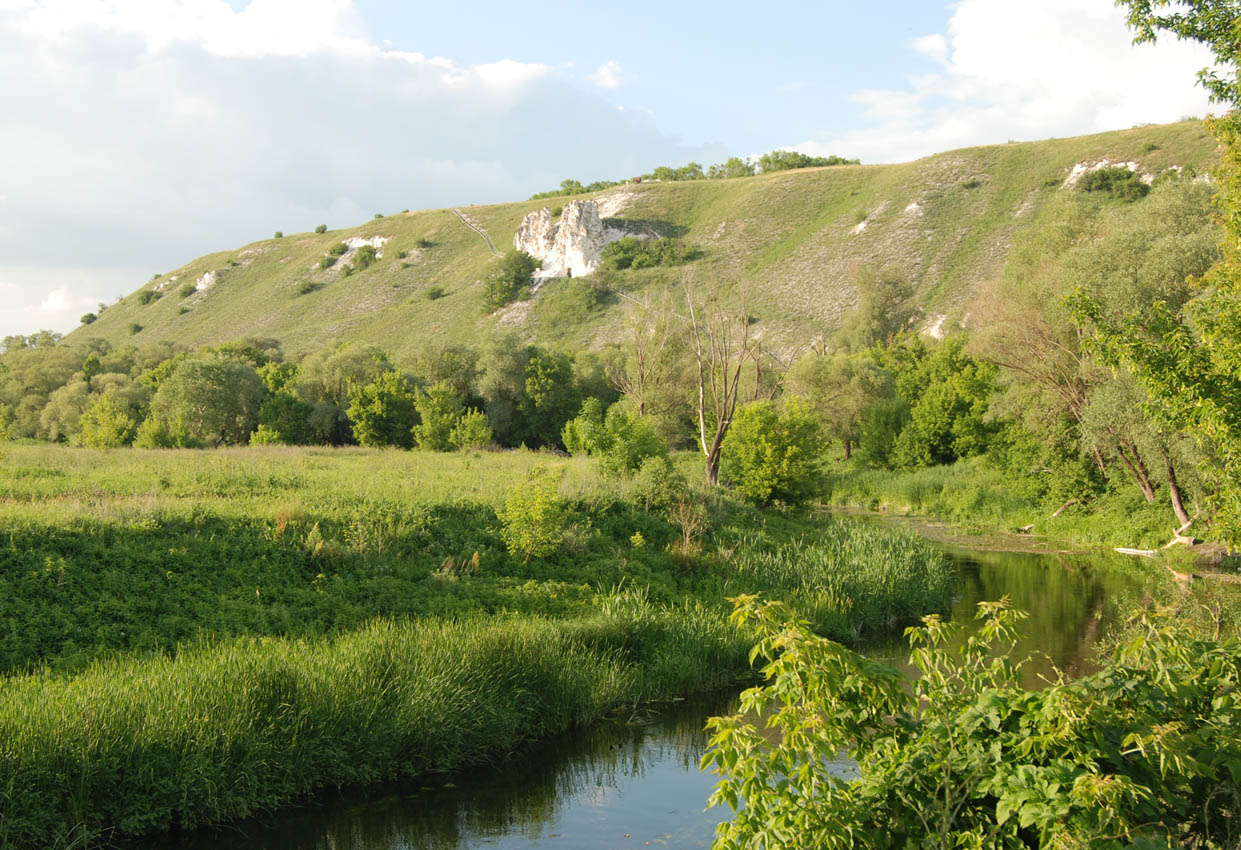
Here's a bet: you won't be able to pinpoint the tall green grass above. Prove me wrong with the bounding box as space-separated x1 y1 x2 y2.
0 603 748 848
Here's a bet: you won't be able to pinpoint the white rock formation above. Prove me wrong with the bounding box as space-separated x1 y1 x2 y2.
345 235 389 256
195 271 217 292
513 200 628 278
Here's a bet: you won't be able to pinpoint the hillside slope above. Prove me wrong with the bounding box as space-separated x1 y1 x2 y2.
70 120 1218 359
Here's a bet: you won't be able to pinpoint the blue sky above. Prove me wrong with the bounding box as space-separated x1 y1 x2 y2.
0 0 1221 337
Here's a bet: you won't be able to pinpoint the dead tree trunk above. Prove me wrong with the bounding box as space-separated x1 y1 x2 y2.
687 289 760 486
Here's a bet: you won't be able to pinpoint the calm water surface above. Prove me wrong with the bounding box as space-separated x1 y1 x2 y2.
148 543 1144 850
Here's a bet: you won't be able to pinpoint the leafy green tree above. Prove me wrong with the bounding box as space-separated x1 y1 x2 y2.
758 149 859 172
517 350 581 448
482 250 541 311
787 351 892 459
346 370 418 449
77 395 140 448
597 404 667 476
256 392 316 445
297 345 391 444
708 157 755 179
499 466 567 561
477 332 533 445
705 596 1241 850
562 397 607 456
141 357 264 447
1068 3 1241 540
723 398 823 506
449 408 492 450
835 264 917 351
412 381 466 451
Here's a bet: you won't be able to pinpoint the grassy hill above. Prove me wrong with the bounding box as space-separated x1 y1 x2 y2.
70 120 1218 359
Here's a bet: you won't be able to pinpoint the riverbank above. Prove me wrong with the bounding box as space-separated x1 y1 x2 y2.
0 445 954 848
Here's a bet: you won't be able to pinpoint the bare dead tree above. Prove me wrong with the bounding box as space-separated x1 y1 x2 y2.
610 295 681 416
686 287 762 485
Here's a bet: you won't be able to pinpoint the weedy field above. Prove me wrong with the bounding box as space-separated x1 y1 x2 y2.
0 444 954 847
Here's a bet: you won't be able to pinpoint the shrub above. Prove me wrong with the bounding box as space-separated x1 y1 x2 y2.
373 213 383 219
127 323 143 336
634 455 689 512
137 290 160 306
178 307 190 315
346 370 418 449
705 598 1241 850
340 264 354 277
248 424 282 445
562 397 607 456
962 178 982 189
598 237 696 271
314 224 327 233
396 250 409 260
416 238 433 250
1079 166 1150 200
499 466 566 561
598 405 667 476
482 250 541 311
412 381 465 452
77 396 140 448
319 256 336 270
79 313 97 325
353 245 377 271
450 408 493 450
723 398 823 506
256 391 315 445
551 206 563 217
179 283 196 298
274 231 283 238
425 286 446 300
757 149 859 172
328 242 349 257
297 281 317 295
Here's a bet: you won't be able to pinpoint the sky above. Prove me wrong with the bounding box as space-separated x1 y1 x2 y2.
0 0 1223 338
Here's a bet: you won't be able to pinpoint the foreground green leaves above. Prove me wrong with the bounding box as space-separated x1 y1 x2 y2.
704 597 1241 849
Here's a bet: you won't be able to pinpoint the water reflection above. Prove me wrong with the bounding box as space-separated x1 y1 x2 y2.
141 543 1144 850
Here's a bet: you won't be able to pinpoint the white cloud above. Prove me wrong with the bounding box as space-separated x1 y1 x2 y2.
28 286 99 315
0 1 710 336
0 280 16 291
792 0 1218 164
587 60 622 89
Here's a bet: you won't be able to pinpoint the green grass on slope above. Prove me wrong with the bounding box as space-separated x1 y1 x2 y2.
67 121 1218 360
0 445 955 847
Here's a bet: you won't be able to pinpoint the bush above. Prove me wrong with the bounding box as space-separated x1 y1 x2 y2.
499 466 567 561
248 424 282 445
353 245 377 271
396 250 409 260
328 242 349 257
1079 166 1150 200
297 281 317 295
138 290 160 306
599 237 696 271
319 256 336 270
127 323 143 336
598 405 667 476
179 283 196 298
346 370 418 449
723 398 823 507
416 238 433 250
425 286 446 300
256 391 315 445
705 598 1241 850
314 224 327 234
77 396 140 448
274 231 283 238
450 408 493 450
482 250 541 311
634 455 689 512
79 313 97 325
412 381 465 451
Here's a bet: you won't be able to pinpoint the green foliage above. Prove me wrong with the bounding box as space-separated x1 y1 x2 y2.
723 398 823 507
1079 165 1151 200
565 399 668 475
142 357 264 447
79 313 96 325
499 466 567 561
517 350 582 448
450 408 492 450
179 283 196 298
705 597 1241 850
314 224 327 233
137 290 161 306
274 231 283 238
835 263 916 351
353 244 378 271
256 391 316 445
328 242 349 257
346 369 418 449
562 397 606 456
598 237 697 271
787 351 892 457
77 395 140 448
413 381 467 451
707 157 755 179
634 455 690 512
127 322 143 335
482 249 540 311
425 285 446 300
757 149 859 172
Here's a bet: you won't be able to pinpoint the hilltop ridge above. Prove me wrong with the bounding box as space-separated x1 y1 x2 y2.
67 120 1218 359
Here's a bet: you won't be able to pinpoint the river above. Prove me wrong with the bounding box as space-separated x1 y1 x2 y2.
147 541 1144 850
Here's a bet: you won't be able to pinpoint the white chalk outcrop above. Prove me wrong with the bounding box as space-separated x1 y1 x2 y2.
513 200 628 278
195 271 217 292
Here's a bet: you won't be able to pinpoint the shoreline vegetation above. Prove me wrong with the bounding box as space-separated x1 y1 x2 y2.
0 444 954 848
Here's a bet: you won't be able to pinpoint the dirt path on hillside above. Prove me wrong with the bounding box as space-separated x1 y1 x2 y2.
453 209 502 257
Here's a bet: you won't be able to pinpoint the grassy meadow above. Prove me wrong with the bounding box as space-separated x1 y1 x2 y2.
0 443 954 847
